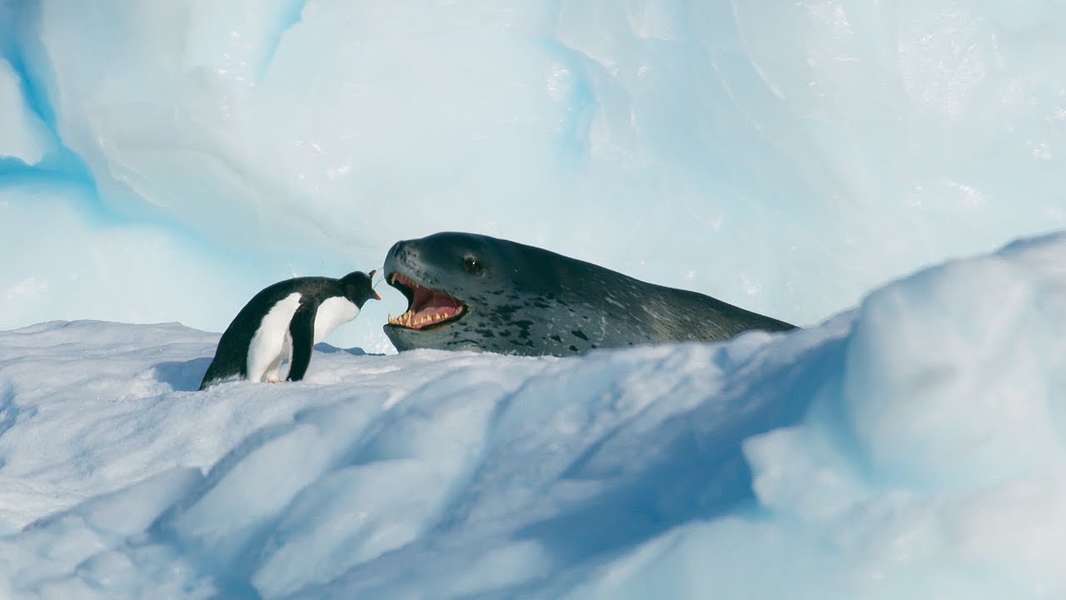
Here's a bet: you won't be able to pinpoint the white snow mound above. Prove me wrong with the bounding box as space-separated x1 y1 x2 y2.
1 233 1065 598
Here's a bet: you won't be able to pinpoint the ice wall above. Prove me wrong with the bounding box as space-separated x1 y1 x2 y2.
0 59 50 164
2 1 1065 349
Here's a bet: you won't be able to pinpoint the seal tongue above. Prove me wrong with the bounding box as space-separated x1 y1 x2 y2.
387 274 465 330
413 286 461 314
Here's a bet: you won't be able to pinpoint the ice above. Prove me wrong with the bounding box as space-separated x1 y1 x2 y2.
2 1 1065 350
1 234 1065 598
0 181 268 334
0 58 52 165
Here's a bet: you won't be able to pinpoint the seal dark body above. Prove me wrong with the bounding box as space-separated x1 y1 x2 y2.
200 271 378 390
383 232 795 356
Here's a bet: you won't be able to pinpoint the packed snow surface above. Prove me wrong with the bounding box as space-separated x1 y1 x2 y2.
2 233 1065 599
2 1 1066 349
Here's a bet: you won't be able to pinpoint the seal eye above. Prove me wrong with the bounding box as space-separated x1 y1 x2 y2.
463 256 483 274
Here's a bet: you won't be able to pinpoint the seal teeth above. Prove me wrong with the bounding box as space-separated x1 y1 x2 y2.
388 307 465 329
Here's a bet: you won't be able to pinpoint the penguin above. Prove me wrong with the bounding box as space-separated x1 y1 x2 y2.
199 270 380 390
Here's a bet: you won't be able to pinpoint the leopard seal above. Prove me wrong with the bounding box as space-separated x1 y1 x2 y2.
382 232 795 356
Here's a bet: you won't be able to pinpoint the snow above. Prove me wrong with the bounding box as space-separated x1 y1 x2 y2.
2 233 1066 598
2 1 1066 350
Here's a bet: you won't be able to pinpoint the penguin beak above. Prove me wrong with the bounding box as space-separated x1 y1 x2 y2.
369 269 382 300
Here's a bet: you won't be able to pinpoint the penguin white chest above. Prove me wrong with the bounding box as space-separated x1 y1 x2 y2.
246 292 302 382
314 297 359 343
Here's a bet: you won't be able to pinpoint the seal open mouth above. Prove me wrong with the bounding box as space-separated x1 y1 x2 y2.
386 273 466 330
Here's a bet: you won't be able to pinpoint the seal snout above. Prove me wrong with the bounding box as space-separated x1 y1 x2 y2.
383 239 412 276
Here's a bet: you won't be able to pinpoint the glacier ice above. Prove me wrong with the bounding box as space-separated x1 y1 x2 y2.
0 58 52 165
1 233 1065 598
0 181 273 335
2 1 1066 351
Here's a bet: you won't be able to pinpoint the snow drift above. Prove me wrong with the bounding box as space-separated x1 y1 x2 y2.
1 232 1065 599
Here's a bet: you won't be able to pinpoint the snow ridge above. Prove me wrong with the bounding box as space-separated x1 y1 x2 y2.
2 233 1066 598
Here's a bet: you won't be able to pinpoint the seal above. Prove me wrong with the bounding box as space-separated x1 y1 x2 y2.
382 232 794 356
200 270 379 389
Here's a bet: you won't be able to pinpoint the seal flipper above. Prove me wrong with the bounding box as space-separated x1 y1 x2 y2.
287 303 317 381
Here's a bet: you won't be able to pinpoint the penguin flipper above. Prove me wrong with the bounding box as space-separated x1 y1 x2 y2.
287 303 317 382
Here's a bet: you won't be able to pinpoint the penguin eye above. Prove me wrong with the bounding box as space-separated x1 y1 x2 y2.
463 255 482 274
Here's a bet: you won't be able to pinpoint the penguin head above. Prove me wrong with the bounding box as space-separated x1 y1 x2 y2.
340 270 381 307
